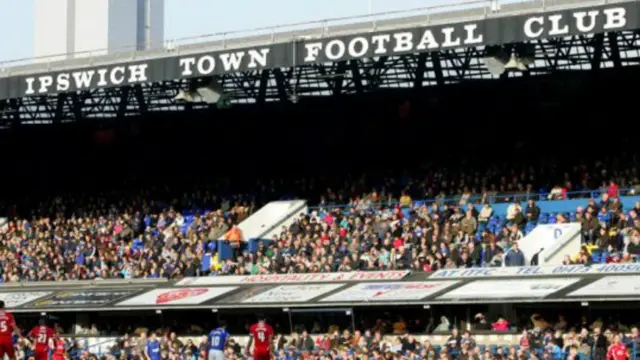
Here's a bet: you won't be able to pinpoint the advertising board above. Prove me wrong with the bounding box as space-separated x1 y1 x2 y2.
321 281 458 302
215 286 274 304
567 276 640 297
117 287 237 306
177 271 409 286
0 291 52 308
437 278 580 300
430 264 640 279
27 290 138 308
241 284 344 303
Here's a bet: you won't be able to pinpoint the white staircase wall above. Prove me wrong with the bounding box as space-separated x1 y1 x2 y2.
513 223 582 265
222 200 307 241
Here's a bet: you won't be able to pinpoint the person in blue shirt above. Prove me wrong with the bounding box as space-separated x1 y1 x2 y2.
145 333 161 360
545 339 563 360
208 322 229 360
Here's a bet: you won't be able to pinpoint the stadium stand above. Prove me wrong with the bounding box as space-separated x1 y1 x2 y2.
2 2 640 359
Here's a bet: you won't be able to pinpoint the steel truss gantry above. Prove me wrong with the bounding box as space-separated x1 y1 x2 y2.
1 30 639 127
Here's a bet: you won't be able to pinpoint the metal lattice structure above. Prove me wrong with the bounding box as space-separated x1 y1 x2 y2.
0 29 639 128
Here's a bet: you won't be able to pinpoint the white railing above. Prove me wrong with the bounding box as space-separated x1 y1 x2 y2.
0 0 627 74
0 0 494 70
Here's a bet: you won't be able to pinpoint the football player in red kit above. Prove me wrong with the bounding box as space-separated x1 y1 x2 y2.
247 317 274 360
52 334 67 360
607 335 629 360
0 301 17 360
29 318 55 360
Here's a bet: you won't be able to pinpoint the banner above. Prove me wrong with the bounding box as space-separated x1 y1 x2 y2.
26 290 138 308
437 278 580 300
117 287 237 306
430 264 640 279
568 275 640 297
216 286 274 304
177 271 410 286
241 284 344 303
0 292 52 308
321 281 458 302
0 2 638 99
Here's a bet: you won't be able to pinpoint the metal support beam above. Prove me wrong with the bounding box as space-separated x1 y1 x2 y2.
431 52 444 86
54 93 67 123
414 53 427 88
256 70 270 104
71 94 84 122
133 85 148 113
117 87 131 118
332 61 347 96
590 33 604 71
272 68 289 102
349 60 363 93
608 32 622 68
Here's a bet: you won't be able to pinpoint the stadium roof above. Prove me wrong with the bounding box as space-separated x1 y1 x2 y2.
0 0 631 76
0 0 639 126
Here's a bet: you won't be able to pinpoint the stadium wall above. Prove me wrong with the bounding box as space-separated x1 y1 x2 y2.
476 195 640 215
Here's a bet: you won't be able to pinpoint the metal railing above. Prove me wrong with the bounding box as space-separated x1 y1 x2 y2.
0 0 491 70
0 0 627 74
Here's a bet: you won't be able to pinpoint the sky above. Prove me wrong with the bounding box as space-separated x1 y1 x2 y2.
0 0 477 63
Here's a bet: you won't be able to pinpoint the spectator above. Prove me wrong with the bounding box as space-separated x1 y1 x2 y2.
526 199 541 222
478 204 493 224
297 330 314 352
492 316 510 332
445 328 461 353
505 243 525 267
608 180 620 198
590 327 608 360
506 201 523 224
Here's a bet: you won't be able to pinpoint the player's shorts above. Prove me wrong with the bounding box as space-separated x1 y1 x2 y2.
0 339 15 359
208 349 224 360
52 354 65 360
253 351 271 360
34 350 48 360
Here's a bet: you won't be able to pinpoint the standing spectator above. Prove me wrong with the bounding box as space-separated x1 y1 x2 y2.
446 328 461 353
607 181 620 198
525 199 541 223
506 201 524 225
297 330 314 352
505 243 525 267
460 211 477 238
582 212 599 244
224 225 243 257
478 204 493 224
590 327 608 360
627 327 640 351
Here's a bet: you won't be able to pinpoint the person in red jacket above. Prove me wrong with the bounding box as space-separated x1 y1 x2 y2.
607 334 629 360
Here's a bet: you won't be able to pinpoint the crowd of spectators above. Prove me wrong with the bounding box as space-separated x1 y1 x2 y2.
0 159 638 282
95 314 640 360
